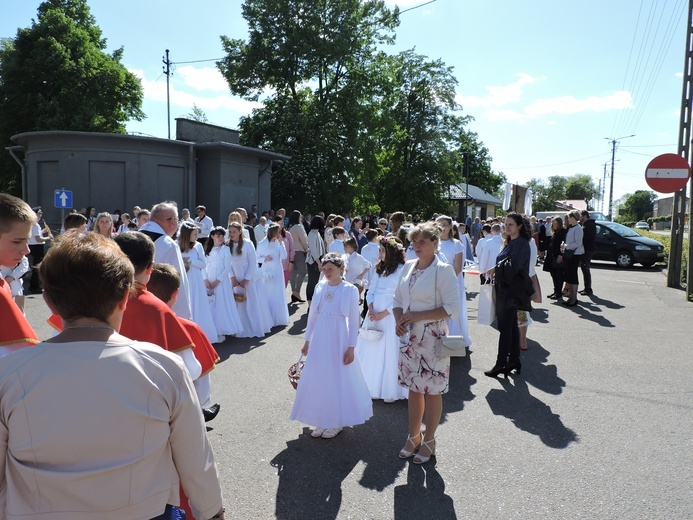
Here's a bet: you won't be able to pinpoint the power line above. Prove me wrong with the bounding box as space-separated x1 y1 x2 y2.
496 152 610 170
400 0 439 14
172 58 224 65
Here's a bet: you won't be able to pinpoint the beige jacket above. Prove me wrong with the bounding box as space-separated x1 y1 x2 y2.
0 339 223 520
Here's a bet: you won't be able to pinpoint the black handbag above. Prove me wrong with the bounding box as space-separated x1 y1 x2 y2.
562 249 574 261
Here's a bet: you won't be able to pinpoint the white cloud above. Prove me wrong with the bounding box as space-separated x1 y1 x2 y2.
175 66 230 93
524 90 632 117
457 73 544 108
458 72 633 122
130 68 262 113
675 72 684 77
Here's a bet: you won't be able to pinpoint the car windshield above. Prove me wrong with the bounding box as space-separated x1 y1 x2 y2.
602 222 640 237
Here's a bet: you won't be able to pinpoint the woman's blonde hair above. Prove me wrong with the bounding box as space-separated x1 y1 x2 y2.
94 212 114 238
227 211 243 226
407 221 441 243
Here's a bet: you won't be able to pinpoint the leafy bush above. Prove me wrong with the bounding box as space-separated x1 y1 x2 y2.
636 229 688 284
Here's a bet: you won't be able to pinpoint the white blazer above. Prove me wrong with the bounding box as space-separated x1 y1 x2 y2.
394 257 460 319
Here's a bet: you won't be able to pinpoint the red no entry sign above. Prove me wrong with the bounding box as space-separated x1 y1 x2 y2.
645 153 691 193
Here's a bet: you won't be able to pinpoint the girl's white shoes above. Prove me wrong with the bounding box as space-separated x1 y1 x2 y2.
311 427 343 439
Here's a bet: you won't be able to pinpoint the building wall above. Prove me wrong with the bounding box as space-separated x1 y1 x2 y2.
15 132 193 228
11 131 281 230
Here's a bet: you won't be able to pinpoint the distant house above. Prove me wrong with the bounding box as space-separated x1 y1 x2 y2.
8 118 288 229
445 183 503 221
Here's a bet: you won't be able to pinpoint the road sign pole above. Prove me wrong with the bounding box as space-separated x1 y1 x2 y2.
671 0 693 291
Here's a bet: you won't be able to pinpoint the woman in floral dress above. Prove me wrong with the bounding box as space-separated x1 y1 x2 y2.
393 222 460 465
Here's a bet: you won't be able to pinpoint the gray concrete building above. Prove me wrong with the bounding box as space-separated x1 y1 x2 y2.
8 119 287 229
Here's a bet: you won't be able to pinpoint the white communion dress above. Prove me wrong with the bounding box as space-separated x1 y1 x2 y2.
355 265 408 401
256 237 290 327
439 238 471 347
290 281 373 429
228 240 273 338
204 245 243 336
181 242 220 343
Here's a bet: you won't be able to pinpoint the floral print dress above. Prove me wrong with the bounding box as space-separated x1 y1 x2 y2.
398 269 450 395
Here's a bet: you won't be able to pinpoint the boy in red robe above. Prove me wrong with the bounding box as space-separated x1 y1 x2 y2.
0 194 39 354
147 263 220 422
147 263 222 520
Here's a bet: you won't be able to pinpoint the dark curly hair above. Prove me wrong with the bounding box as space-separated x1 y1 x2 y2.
376 237 406 276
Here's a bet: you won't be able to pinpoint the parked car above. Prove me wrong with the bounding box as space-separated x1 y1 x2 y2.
634 221 650 230
593 221 665 268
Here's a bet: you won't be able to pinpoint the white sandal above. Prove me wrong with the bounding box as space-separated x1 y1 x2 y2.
398 432 422 459
413 437 436 464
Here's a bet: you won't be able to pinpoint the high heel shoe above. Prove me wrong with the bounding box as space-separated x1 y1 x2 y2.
398 432 422 459
484 364 506 378
504 361 521 376
413 437 436 464
563 299 578 307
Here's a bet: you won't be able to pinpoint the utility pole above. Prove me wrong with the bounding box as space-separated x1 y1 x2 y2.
672 0 693 292
602 162 608 214
605 135 635 221
162 49 171 139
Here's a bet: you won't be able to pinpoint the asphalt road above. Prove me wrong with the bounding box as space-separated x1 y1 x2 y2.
22 261 693 519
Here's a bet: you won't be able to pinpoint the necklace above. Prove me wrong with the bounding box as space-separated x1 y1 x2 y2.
324 283 340 302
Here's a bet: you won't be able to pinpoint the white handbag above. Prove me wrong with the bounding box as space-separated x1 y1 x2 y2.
477 281 497 327
359 319 384 341
437 335 469 357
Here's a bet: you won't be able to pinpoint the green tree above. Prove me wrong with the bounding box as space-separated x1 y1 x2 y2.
565 174 598 203
526 176 568 212
218 0 496 215
620 190 657 222
187 104 208 123
0 0 144 194
219 0 399 213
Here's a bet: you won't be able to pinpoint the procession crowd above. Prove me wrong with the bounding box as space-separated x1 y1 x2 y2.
0 193 597 518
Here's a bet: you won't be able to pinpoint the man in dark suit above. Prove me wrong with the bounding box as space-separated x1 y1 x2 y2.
579 210 596 295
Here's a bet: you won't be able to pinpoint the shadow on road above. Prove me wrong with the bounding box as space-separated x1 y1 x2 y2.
393 461 457 519
522 339 566 396
271 393 463 519
440 354 476 424
485 375 578 449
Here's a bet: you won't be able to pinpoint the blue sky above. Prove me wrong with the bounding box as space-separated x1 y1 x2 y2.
2 0 689 209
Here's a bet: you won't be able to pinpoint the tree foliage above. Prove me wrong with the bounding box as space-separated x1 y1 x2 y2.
617 190 657 222
0 0 144 194
218 0 503 214
526 174 598 213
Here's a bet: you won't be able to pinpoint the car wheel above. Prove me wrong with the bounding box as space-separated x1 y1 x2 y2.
641 262 655 268
615 250 634 268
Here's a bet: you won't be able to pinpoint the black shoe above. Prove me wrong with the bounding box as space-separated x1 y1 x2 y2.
579 289 593 296
547 293 558 299
203 403 220 422
484 364 507 378
563 300 578 307
504 361 522 376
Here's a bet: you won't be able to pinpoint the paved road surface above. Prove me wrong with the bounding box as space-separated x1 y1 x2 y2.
22 261 693 519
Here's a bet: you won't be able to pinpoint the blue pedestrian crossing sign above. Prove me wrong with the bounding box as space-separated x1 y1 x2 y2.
54 189 73 209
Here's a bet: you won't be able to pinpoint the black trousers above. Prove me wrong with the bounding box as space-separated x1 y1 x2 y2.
28 244 45 291
495 291 520 365
306 262 321 301
550 267 564 298
580 250 595 291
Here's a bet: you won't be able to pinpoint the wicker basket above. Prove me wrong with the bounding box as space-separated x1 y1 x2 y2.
288 353 305 390
233 287 246 303
358 320 383 341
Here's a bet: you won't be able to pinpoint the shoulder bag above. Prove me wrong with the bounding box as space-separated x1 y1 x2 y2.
433 264 468 357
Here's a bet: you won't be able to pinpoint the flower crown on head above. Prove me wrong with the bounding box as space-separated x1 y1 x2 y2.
380 236 404 251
